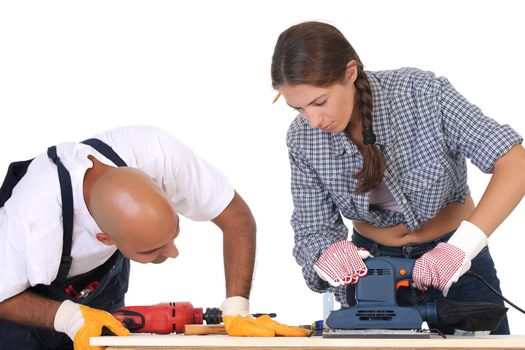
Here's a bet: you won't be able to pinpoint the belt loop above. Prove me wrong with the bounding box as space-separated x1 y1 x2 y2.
369 243 381 256
402 243 420 258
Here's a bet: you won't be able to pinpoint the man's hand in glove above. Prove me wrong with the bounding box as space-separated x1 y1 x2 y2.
413 220 488 296
221 296 311 337
313 240 371 286
54 300 130 350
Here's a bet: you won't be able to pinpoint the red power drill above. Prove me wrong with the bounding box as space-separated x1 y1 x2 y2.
112 302 222 334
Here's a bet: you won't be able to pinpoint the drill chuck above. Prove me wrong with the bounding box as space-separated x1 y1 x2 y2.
203 307 222 324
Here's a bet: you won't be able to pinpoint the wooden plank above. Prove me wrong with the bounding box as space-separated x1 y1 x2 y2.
184 324 227 335
92 334 525 349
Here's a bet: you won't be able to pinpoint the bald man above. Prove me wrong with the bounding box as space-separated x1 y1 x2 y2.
89 165 181 264
0 126 261 349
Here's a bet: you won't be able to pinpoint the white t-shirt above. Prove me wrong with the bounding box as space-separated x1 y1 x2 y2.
0 126 234 302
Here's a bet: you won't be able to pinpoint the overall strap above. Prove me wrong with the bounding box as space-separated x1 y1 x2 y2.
48 138 127 282
47 146 74 282
81 138 127 167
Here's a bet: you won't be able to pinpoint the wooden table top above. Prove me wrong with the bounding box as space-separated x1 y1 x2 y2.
91 334 525 350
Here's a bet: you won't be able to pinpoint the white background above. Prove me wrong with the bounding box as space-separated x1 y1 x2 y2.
1 0 524 334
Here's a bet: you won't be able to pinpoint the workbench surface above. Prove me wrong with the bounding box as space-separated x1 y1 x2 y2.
91 334 525 349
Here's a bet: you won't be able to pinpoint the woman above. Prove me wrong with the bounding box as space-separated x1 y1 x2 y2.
271 21 525 334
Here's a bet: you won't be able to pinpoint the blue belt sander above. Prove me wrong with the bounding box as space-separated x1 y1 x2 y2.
324 256 507 338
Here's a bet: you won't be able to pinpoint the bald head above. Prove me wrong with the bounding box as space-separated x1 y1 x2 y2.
90 167 178 257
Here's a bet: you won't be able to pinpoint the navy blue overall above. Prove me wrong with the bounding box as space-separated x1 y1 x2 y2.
0 139 130 350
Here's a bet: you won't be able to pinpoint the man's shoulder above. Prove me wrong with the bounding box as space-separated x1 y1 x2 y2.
5 153 62 217
92 125 196 168
94 125 170 143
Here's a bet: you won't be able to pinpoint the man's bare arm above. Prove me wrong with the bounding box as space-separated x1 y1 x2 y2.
212 191 256 298
0 291 60 328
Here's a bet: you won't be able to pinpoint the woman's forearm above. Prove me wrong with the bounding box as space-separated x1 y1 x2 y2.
468 144 525 235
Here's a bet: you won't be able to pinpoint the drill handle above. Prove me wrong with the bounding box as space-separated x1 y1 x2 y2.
112 309 146 332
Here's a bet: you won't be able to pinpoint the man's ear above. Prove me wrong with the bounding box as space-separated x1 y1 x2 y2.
345 60 358 84
96 232 115 246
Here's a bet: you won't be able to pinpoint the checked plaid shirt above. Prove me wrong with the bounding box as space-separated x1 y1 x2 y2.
287 67 523 296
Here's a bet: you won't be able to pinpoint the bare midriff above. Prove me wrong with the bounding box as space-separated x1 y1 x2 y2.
352 195 475 247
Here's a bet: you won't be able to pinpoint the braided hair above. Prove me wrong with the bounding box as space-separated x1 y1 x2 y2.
271 21 384 193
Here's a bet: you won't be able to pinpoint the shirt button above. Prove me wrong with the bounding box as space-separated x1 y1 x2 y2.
413 220 419 226
401 197 407 204
384 170 389 177
422 180 428 188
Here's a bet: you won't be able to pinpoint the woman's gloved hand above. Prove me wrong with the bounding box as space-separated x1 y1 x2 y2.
313 240 371 286
221 296 311 337
413 220 488 296
54 300 130 350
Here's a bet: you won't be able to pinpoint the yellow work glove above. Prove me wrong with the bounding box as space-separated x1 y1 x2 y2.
221 296 311 337
54 300 130 350
224 314 312 337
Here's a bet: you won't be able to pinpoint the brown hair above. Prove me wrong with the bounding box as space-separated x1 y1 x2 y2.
271 21 384 193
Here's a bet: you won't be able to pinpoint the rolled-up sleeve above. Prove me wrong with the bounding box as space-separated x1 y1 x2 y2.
438 76 523 173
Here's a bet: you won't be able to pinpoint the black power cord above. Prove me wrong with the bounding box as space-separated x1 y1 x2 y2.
465 271 525 314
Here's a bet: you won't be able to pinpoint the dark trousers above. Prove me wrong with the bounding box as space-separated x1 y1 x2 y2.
348 229 510 335
0 252 130 350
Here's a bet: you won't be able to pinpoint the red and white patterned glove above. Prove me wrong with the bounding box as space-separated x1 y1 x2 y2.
413 220 488 296
313 240 371 287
